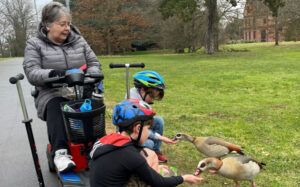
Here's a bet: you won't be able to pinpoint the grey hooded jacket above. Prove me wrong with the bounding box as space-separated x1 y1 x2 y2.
128 87 161 140
23 24 101 120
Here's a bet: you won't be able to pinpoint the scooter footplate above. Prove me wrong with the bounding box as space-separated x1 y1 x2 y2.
58 171 89 187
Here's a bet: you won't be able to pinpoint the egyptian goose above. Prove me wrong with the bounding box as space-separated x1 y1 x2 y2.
174 133 244 158
195 156 266 187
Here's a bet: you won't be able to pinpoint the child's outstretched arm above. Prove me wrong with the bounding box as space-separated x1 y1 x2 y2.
182 174 203 183
159 136 178 144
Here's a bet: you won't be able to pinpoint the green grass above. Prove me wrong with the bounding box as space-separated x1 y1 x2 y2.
0 57 12 62
99 41 300 187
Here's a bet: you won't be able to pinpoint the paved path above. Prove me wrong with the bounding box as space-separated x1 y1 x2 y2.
0 58 57 187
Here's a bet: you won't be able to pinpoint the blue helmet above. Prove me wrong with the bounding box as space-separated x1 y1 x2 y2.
112 99 156 127
133 70 165 90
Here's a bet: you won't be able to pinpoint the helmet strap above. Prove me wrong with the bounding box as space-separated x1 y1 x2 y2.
130 121 145 145
142 93 147 102
137 121 144 143
138 87 147 102
139 88 154 105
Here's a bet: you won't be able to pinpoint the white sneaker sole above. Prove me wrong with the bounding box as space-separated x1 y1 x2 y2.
58 163 76 173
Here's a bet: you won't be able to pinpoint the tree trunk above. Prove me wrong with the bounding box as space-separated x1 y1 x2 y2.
214 10 220 52
14 27 26 56
275 16 279 46
0 41 4 57
214 27 219 51
205 0 217 54
107 40 112 55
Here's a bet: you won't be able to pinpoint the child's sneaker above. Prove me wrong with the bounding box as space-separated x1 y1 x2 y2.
54 149 76 173
156 152 168 163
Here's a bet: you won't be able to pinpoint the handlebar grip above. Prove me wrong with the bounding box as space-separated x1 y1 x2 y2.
88 73 104 80
9 73 24 84
109 63 145 68
44 76 60 84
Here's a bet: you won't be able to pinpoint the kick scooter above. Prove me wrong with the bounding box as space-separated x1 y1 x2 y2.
9 73 45 187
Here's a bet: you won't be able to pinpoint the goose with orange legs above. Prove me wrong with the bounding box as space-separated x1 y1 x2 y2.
174 133 244 158
195 156 266 187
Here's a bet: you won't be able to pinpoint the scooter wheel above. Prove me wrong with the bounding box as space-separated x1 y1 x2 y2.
48 160 56 172
46 145 56 172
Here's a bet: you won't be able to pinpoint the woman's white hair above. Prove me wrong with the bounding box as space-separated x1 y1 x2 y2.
41 2 71 27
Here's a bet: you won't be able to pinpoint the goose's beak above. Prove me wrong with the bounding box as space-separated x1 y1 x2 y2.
194 168 202 176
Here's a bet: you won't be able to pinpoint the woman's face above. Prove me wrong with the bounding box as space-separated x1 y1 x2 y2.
47 15 70 45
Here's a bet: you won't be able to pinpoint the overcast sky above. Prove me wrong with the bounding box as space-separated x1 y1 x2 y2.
33 0 56 22
35 0 52 9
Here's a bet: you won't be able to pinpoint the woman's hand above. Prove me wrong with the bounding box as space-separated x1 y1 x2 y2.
159 136 178 144
182 174 203 184
49 69 66 77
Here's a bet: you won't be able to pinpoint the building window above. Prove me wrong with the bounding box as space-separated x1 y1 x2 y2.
263 19 267 24
261 30 267 42
245 33 247 40
253 31 256 40
249 32 251 40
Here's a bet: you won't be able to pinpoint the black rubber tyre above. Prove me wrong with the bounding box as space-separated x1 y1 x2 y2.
46 145 56 172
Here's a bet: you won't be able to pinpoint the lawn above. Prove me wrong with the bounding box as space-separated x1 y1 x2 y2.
98 41 300 187
0 58 12 62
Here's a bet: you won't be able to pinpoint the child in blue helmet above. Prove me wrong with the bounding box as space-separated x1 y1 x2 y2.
89 99 203 186
129 70 176 163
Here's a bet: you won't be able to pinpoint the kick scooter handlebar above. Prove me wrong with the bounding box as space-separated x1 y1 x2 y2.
109 63 145 99
109 63 145 68
9 73 24 84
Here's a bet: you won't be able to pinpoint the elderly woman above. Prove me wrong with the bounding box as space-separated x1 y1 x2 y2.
23 2 102 173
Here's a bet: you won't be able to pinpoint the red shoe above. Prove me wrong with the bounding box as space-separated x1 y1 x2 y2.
156 152 168 163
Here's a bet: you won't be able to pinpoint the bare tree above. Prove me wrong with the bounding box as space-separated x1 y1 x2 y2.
279 0 300 41
205 0 240 54
258 0 285 45
0 15 9 56
0 0 35 56
217 0 245 47
205 0 217 54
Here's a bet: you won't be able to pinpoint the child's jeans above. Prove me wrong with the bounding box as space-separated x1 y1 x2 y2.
143 117 164 152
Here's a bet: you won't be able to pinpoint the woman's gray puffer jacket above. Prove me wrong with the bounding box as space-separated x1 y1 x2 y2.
23 24 101 120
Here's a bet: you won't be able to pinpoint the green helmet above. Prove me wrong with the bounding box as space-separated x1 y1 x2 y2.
133 71 165 90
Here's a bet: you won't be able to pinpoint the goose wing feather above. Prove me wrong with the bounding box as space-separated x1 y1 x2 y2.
205 137 231 147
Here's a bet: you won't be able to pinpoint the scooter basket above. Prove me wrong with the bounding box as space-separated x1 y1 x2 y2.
60 99 106 144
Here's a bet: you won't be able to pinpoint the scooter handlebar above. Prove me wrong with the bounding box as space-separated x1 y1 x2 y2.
9 73 24 84
86 73 104 80
44 72 104 88
44 76 61 84
109 63 145 68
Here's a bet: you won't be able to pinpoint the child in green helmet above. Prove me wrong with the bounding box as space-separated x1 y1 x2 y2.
128 70 177 163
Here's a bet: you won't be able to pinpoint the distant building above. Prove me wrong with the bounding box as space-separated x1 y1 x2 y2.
243 0 285 42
